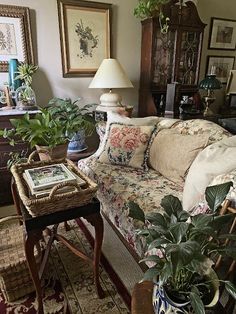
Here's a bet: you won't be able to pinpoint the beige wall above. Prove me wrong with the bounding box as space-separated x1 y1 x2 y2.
1 0 236 114
0 0 141 113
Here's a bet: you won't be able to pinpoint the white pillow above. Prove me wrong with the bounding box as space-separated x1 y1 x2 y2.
95 112 161 157
183 135 236 212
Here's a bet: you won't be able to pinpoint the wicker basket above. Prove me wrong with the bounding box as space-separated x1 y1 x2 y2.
0 216 41 302
11 154 98 217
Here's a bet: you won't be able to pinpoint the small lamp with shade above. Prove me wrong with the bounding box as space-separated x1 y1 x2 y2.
198 66 222 116
89 58 134 113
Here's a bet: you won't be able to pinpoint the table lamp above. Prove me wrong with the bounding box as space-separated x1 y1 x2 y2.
199 66 221 116
89 58 133 112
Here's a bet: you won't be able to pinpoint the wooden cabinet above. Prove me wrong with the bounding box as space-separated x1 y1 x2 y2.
0 111 36 205
138 0 206 118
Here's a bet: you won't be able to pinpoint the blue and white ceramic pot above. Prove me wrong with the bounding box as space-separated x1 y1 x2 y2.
153 283 190 314
67 129 88 153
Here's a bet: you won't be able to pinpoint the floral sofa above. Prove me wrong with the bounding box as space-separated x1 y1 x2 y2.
78 115 236 261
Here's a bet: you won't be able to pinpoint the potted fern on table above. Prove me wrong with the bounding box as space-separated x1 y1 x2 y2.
129 182 236 314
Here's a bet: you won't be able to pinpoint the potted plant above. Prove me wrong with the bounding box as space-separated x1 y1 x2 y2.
0 99 95 160
134 0 171 33
128 181 236 314
47 97 95 153
14 63 38 110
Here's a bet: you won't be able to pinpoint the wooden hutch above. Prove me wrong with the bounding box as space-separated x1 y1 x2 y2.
138 0 206 118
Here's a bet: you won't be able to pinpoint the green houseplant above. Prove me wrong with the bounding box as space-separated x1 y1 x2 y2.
129 182 236 314
134 0 171 33
14 63 38 110
0 98 95 160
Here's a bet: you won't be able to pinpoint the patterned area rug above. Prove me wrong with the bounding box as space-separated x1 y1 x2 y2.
0 220 130 313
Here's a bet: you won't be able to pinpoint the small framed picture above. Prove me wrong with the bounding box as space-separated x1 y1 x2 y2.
206 56 235 84
229 93 236 109
208 17 236 50
57 0 112 77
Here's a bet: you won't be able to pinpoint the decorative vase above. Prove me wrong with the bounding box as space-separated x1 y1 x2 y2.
15 84 37 110
152 283 191 314
67 129 88 153
8 58 22 91
35 143 68 161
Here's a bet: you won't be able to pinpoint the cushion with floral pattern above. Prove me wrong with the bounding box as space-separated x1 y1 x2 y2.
98 123 156 169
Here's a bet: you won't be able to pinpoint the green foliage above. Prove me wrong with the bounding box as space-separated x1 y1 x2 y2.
134 0 170 33
128 181 236 313
0 98 96 149
14 63 38 86
47 97 95 139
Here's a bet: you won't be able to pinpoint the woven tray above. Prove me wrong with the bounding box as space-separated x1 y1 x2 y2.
11 154 98 217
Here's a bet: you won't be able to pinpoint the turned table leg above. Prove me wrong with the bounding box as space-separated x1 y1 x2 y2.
24 230 44 314
86 213 105 298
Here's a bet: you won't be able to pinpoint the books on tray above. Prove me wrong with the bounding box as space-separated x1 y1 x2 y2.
23 163 86 198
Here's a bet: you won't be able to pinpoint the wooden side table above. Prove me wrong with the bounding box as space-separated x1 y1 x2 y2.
11 179 105 314
131 281 154 314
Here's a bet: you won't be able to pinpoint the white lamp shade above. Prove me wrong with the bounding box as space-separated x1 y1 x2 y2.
89 58 133 89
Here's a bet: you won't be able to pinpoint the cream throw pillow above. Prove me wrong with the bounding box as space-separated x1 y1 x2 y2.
99 123 155 169
183 135 236 212
149 129 209 185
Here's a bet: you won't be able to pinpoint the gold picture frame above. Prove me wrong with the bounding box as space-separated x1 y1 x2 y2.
0 4 34 72
57 0 112 77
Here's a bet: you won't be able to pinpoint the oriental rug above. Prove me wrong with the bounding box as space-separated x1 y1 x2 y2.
0 220 130 314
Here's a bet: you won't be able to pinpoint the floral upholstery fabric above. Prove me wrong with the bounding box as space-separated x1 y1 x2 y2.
171 119 231 144
78 118 234 258
78 156 183 257
99 123 155 170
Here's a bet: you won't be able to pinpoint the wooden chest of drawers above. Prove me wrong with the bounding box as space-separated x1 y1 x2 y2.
0 110 37 205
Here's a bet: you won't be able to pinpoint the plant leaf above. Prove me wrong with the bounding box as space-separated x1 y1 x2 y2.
161 195 182 217
169 222 189 243
225 281 236 300
146 212 167 227
205 182 232 213
142 267 161 282
190 287 205 314
128 201 145 223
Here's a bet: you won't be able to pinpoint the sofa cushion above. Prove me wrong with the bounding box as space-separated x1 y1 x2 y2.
95 112 161 157
99 123 155 169
183 135 236 212
78 155 183 257
172 119 231 144
149 129 209 184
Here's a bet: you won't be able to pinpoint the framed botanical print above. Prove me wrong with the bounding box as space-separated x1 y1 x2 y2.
57 0 112 77
206 56 235 84
208 17 236 50
0 4 34 72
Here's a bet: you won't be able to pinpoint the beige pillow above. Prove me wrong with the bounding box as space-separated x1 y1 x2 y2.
99 123 156 169
149 129 209 185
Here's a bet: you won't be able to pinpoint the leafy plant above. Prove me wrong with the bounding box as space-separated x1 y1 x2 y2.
134 0 171 33
128 181 236 314
47 97 95 139
6 150 28 169
15 63 38 87
0 98 96 149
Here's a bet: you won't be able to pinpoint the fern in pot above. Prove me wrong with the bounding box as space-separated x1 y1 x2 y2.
129 182 236 314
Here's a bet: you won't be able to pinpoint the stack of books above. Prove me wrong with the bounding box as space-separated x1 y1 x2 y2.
23 163 86 198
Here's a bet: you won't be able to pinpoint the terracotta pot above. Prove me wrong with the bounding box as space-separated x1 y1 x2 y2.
35 143 68 161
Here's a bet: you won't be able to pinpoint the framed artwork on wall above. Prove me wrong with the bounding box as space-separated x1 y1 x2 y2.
57 0 112 77
0 4 34 72
206 56 235 84
208 17 236 50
